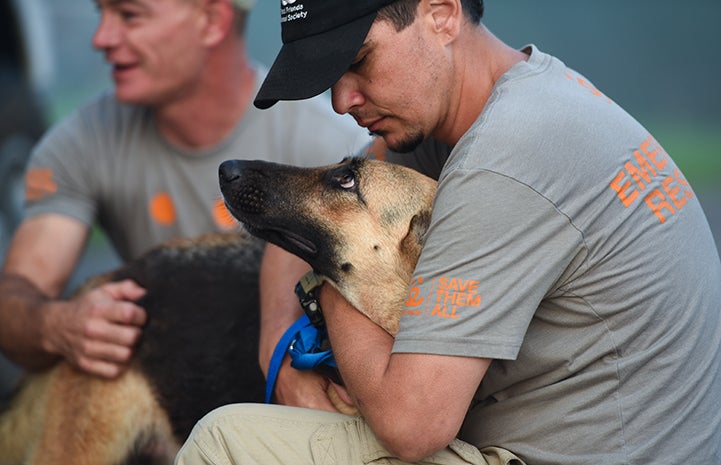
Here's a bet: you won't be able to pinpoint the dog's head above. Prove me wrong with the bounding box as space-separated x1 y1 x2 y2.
219 157 437 335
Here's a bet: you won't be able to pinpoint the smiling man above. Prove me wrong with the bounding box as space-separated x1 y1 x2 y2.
176 1 721 464
0 0 368 387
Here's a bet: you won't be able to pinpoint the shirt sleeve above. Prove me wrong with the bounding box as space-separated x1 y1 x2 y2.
393 167 585 360
23 109 99 226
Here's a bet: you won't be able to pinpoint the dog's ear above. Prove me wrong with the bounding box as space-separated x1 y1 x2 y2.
400 209 432 269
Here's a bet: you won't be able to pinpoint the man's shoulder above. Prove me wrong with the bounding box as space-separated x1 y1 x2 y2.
41 92 149 147
31 93 153 168
74 92 147 128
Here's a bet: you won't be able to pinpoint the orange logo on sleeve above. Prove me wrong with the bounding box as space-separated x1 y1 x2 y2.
25 168 57 201
404 276 483 320
149 192 176 226
404 277 426 315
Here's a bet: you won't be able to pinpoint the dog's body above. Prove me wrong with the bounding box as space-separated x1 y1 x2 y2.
0 233 266 464
0 157 437 464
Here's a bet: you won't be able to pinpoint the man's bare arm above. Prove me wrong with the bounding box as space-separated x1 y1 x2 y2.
320 284 491 461
0 215 147 377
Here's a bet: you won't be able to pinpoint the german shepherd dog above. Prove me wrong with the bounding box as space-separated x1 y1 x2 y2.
0 157 437 464
219 157 437 337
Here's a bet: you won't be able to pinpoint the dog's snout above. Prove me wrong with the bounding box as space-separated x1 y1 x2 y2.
219 159 267 215
219 160 242 184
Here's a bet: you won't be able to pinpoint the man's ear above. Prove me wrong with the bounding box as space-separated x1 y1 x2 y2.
426 0 462 44
201 0 235 47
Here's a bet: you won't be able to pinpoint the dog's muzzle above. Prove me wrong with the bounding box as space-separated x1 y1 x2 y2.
219 160 266 214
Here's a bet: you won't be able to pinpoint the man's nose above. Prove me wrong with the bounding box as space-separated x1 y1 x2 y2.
331 74 364 116
92 12 121 51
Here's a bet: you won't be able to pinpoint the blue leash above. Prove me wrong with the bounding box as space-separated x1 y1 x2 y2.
265 314 337 404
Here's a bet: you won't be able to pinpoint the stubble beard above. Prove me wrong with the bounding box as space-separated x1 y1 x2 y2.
371 129 425 154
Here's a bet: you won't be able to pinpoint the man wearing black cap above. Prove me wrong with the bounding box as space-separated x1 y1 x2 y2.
177 1 721 464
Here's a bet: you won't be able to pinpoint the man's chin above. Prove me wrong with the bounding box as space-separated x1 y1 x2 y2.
114 88 156 107
381 131 425 154
114 88 144 105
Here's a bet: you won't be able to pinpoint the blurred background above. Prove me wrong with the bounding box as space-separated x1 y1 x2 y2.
0 0 719 309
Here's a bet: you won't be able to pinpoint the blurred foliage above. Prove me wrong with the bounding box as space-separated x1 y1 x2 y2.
644 120 721 186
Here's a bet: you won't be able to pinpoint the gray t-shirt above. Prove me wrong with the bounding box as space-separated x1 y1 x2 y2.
393 46 721 464
24 66 370 261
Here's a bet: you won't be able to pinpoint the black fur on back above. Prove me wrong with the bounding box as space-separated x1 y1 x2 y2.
104 232 266 443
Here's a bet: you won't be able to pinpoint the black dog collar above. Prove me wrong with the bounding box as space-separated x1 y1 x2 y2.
294 271 325 328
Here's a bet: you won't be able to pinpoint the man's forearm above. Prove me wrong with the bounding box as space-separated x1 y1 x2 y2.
0 272 60 370
319 284 491 461
258 244 310 376
319 284 395 415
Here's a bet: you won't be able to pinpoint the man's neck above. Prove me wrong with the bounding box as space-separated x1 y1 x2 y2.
436 25 528 146
154 40 256 150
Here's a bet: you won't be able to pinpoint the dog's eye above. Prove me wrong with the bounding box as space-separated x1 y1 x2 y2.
338 173 355 190
326 164 359 192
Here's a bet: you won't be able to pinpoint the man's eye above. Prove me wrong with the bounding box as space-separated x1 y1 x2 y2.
349 55 366 71
120 10 140 21
116 6 145 22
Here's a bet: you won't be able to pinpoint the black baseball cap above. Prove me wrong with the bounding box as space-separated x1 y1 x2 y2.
254 0 397 109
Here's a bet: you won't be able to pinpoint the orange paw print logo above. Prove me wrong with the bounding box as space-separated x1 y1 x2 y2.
150 192 176 226
405 276 425 308
149 193 238 229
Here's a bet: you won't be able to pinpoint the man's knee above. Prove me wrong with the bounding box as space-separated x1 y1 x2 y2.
176 403 354 465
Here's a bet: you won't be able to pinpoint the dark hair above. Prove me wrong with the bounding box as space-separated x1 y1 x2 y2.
378 0 484 31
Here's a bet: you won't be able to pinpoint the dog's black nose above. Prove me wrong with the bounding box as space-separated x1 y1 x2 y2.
219 160 241 184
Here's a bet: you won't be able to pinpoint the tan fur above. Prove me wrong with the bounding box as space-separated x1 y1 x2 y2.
0 371 51 464
1 364 176 465
296 160 437 336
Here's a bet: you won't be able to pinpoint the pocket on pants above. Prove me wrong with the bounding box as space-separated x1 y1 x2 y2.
309 417 512 465
310 416 393 465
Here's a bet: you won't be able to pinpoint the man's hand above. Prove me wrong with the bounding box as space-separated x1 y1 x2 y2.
43 279 147 378
271 354 343 412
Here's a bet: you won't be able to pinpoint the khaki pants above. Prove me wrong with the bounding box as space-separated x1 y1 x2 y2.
175 403 525 465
